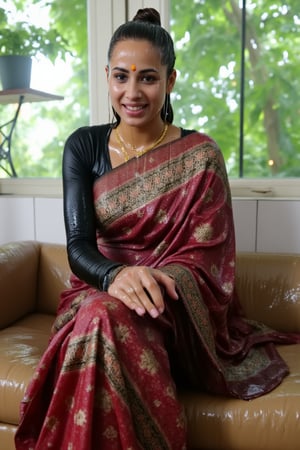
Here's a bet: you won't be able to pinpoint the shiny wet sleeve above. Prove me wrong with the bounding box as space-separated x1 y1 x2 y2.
62 126 123 290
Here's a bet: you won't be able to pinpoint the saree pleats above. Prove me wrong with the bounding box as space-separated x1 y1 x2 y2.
16 288 186 449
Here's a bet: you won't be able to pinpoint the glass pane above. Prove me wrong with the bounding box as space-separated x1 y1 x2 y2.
243 1 300 177
0 0 89 178
170 0 241 177
170 0 300 178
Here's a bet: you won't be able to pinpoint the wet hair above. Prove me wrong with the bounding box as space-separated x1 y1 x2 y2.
108 8 176 124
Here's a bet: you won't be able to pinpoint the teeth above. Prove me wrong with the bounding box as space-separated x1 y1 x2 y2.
126 105 143 111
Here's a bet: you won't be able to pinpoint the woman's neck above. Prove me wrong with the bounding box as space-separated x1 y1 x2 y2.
117 121 166 150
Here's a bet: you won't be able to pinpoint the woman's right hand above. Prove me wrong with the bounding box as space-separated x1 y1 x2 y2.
107 266 178 318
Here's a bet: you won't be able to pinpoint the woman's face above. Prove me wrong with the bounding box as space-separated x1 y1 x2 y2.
106 39 176 128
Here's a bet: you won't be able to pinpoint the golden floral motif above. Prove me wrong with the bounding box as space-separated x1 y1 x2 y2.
165 384 176 399
139 349 159 375
45 415 59 431
153 399 162 407
122 226 132 235
74 409 87 427
105 301 118 311
114 324 131 343
155 209 168 224
211 264 219 278
86 383 94 393
103 425 118 440
95 387 112 413
193 223 213 242
203 187 214 203
222 281 233 294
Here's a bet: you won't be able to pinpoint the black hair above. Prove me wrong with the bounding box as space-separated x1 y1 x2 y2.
108 8 176 124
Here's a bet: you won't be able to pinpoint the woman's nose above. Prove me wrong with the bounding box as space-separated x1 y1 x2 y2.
125 78 141 99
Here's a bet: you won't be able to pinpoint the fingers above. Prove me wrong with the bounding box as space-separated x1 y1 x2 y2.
110 281 162 318
107 266 176 318
150 270 179 301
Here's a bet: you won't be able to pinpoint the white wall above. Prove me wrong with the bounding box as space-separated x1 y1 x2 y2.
0 197 66 245
1 196 300 254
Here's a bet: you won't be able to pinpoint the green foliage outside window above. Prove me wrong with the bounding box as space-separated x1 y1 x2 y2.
171 0 300 177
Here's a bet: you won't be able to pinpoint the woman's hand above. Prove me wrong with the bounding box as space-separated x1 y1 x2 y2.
107 266 178 318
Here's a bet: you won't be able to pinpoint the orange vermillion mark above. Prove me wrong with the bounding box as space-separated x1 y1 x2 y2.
131 64 136 72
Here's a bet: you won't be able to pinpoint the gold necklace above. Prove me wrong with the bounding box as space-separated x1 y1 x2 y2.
115 123 168 162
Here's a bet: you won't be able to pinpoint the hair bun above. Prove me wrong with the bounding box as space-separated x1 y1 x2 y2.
133 8 161 26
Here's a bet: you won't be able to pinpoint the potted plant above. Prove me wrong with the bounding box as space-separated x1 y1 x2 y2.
0 7 69 90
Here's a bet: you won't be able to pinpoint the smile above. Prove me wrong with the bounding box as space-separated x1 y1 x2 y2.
124 105 145 111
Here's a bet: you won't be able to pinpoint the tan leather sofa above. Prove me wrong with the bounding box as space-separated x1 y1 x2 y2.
0 241 299 450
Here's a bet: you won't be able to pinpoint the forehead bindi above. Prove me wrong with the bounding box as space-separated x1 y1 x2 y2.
110 40 162 70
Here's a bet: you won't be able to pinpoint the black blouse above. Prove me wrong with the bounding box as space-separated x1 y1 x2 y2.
63 124 194 289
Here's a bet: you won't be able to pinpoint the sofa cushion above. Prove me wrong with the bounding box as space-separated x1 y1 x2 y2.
0 313 54 425
180 343 300 450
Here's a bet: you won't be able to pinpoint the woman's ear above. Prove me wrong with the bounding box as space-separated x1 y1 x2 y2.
167 69 177 94
105 65 109 80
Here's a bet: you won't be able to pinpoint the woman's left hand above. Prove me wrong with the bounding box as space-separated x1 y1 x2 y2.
107 266 178 318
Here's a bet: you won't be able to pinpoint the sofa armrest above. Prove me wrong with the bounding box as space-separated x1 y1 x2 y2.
0 241 40 329
37 243 71 315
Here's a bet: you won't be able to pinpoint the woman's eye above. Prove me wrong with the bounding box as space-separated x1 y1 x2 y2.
114 73 127 82
141 75 156 83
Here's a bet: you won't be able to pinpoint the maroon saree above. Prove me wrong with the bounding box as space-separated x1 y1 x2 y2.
15 132 298 449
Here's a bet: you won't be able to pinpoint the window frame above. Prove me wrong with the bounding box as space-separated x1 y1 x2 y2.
0 0 298 199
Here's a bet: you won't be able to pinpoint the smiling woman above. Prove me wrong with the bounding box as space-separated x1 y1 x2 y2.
106 37 177 166
14 7 300 450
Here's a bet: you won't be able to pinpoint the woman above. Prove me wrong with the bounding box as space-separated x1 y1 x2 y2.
15 8 299 450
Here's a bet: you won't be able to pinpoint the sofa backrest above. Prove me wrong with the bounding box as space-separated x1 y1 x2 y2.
0 241 40 328
36 243 71 315
236 252 300 333
35 243 300 333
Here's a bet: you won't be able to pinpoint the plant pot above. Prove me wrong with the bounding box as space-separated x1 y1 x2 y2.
0 55 32 90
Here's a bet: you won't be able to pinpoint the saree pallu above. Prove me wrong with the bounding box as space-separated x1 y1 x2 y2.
92 131 299 395
15 132 300 449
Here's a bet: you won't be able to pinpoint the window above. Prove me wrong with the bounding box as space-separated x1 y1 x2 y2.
1 0 299 191
170 0 300 178
0 0 88 178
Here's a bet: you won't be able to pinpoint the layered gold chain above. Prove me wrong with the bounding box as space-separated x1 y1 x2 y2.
115 123 168 162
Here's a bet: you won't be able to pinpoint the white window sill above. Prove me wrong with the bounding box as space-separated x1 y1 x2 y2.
0 177 299 199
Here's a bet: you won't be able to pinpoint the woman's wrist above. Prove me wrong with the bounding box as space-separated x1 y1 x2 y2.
102 265 127 291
